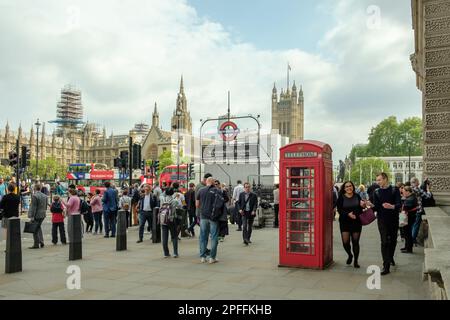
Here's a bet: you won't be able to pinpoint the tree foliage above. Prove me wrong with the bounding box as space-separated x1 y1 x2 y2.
158 149 190 171
349 116 423 163
159 150 174 171
350 158 392 185
0 165 12 179
27 157 67 181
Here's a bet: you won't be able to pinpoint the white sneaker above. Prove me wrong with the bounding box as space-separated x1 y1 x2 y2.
200 257 206 263
208 258 218 264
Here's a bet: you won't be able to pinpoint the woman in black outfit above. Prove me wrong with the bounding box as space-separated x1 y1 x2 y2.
336 181 366 268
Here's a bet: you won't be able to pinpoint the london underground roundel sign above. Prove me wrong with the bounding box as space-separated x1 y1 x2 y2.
219 121 240 141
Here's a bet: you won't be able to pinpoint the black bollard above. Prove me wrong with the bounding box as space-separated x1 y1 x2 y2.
69 215 82 261
116 210 127 251
152 207 161 243
5 217 22 273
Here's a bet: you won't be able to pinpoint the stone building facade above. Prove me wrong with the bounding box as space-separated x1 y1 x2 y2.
0 121 146 170
357 156 424 184
411 0 450 206
171 76 192 133
142 77 197 162
271 82 304 143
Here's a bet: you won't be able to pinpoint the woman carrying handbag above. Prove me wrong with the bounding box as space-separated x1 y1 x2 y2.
336 181 369 268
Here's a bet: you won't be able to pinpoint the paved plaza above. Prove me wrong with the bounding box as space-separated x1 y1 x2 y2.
0 218 428 300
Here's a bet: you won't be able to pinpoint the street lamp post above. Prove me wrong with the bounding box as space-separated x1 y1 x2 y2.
176 110 182 183
34 119 41 179
405 132 412 181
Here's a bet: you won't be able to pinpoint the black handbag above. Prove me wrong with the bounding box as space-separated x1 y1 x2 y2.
24 221 40 234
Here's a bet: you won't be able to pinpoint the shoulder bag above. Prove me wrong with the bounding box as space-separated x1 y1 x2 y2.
360 207 376 226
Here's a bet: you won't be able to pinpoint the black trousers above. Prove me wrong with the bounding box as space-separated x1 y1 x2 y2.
52 222 67 244
162 222 178 257
274 204 279 227
377 217 399 267
242 214 254 242
234 206 242 228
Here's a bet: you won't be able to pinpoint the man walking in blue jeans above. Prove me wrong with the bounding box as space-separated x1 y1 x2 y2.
196 177 220 264
102 181 118 238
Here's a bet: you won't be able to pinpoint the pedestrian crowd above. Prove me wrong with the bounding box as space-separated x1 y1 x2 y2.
1 171 434 274
0 173 263 265
334 173 434 275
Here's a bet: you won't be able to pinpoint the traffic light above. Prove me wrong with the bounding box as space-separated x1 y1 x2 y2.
8 150 18 167
188 163 194 180
132 144 142 169
21 146 30 169
113 157 121 168
153 160 160 173
140 159 146 172
120 151 129 169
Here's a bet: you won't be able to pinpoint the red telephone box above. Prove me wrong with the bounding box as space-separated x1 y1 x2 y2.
279 140 334 269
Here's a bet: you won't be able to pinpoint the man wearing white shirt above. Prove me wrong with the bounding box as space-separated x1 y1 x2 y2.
137 184 157 243
232 180 245 231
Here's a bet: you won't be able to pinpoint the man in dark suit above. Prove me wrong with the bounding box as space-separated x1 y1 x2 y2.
102 181 118 238
28 183 48 249
237 182 258 245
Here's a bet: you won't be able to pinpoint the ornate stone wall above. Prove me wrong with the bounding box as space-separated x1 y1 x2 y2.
413 0 450 206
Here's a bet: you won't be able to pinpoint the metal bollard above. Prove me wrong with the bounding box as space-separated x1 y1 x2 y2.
116 210 127 251
5 217 22 273
152 207 161 243
69 215 82 261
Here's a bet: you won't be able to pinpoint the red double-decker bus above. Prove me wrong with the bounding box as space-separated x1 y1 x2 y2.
158 164 188 192
66 163 116 195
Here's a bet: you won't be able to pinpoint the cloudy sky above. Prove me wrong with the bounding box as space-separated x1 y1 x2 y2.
0 0 421 162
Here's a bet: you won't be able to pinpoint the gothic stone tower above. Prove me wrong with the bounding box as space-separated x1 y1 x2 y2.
271 82 304 142
171 76 192 134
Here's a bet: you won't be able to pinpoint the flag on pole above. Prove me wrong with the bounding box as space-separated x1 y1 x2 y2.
288 63 291 71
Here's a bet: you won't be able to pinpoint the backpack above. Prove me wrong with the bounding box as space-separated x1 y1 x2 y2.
211 190 225 222
80 199 90 214
158 202 172 226
51 201 63 214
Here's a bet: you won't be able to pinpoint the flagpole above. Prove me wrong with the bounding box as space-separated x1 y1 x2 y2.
287 63 290 90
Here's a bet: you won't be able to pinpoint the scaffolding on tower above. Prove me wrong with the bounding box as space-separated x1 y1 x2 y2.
49 85 85 135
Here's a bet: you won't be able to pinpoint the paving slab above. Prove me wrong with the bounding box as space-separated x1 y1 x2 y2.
0 221 428 300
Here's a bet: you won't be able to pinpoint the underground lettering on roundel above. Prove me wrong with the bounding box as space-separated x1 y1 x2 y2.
178 305 213 318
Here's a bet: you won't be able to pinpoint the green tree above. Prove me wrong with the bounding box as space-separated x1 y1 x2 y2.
397 117 423 156
350 158 392 186
349 116 423 160
159 150 174 171
158 149 189 171
349 144 368 163
0 165 12 179
366 116 400 156
27 157 67 181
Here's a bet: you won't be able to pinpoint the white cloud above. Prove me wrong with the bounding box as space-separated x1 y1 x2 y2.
0 0 420 164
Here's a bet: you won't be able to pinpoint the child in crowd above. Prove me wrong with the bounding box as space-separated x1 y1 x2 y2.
50 195 67 245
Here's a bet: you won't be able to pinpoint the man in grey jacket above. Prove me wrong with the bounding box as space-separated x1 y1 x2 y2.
28 183 48 249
